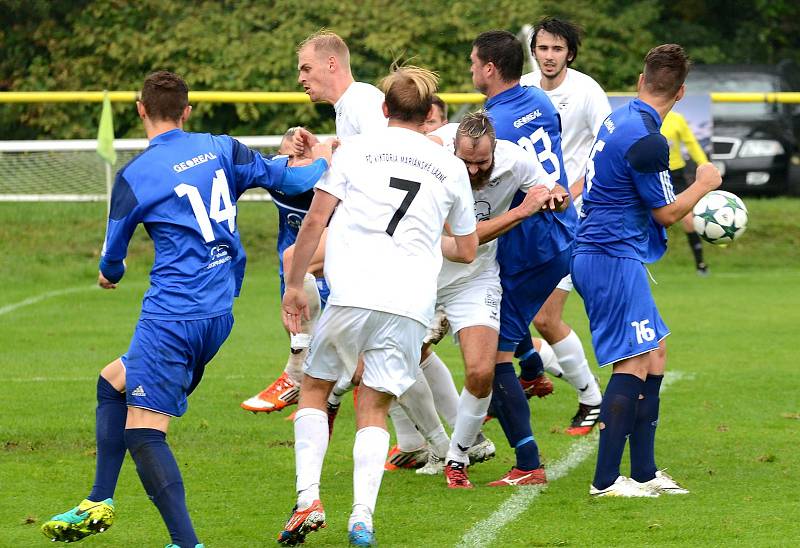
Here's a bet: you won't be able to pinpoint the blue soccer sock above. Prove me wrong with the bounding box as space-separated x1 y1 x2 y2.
125 428 199 547
515 333 544 381
88 376 127 502
629 374 663 483
593 373 644 490
491 362 541 470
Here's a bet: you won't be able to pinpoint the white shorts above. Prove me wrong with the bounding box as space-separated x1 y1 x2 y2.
556 273 574 292
436 269 501 335
304 305 425 397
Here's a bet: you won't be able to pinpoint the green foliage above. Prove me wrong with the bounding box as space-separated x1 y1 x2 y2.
1 0 798 139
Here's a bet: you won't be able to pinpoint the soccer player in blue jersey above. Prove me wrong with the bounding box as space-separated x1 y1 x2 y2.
470 30 573 485
240 128 330 413
573 45 721 497
41 71 332 546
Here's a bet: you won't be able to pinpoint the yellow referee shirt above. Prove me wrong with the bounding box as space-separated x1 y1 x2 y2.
661 111 709 171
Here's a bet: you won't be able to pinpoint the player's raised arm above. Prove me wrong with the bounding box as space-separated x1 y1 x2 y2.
652 162 721 227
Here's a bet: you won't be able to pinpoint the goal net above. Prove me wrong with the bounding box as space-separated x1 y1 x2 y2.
0 136 283 202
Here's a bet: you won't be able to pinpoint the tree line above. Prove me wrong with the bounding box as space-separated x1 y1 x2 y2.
1 0 798 140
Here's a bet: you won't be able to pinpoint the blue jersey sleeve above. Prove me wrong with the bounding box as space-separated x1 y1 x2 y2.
99 173 142 282
626 133 675 209
279 159 329 195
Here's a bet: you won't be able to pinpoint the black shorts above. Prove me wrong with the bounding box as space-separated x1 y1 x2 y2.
670 168 688 193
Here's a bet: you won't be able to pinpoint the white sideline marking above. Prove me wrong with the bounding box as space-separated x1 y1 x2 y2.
456 371 691 548
0 286 96 317
6 374 249 382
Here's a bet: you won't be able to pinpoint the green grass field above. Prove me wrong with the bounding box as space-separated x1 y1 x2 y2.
1 199 799 547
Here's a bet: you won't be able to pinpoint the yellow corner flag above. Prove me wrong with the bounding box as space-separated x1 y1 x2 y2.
97 91 117 165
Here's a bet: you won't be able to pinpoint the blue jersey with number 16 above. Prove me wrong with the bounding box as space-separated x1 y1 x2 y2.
486 84 577 274
101 128 321 320
575 98 675 263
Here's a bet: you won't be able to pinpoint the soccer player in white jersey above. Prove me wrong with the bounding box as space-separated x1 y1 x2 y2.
242 30 387 413
518 17 610 434
421 113 559 487
298 30 387 139
276 65 478 547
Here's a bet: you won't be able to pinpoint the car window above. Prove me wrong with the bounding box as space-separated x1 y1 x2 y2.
686 71 781 119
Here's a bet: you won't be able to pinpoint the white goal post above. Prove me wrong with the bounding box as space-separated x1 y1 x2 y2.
0 136 290 202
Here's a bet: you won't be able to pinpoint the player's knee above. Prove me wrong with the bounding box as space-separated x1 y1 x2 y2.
532 312 557 336
464 367 493 398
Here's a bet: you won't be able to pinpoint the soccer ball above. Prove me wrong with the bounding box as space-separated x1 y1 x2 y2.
692 190 748 245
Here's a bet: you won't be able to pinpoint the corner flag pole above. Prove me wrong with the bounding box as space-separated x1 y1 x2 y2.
97 91 117 213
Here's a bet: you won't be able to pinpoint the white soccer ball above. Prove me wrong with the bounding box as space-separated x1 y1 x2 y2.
692 190 748 245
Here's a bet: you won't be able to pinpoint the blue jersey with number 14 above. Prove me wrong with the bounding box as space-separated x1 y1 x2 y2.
101 128 315 320
486 84 577 274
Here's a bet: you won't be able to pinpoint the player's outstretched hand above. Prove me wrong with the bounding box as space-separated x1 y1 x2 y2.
98 272 117 290
291 127 319 160
544 188 570 212
282 287 310 335
695 162 722 193
516 185 551 218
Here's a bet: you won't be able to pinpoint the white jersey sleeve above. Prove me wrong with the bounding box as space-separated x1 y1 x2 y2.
334 82 387 138
430 122 459 154
446 168 477 236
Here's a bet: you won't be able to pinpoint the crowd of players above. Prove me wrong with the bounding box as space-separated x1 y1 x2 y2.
41 16 722 548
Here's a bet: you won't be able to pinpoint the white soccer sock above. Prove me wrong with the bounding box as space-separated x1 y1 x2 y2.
447 388 491 464
551 330 602 406
350 426 390 531
397 368 449 458
420 351 459 429
294 407 329 509
536 339 563 378
388 402 426 452
283 348 308 385
289 273 322 351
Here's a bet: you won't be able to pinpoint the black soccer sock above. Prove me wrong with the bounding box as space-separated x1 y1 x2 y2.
629 374 663 483
686 232 705 268
491 362 541 470
515 333 545 381
125 428 199 547
88 376 127 502
593 373 643 490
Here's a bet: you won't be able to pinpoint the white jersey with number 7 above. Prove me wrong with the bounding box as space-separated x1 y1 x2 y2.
316 126 476 326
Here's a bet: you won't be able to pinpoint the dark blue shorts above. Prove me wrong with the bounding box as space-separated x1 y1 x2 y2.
122 313 234 417
572 254 669 367
498 247 571 352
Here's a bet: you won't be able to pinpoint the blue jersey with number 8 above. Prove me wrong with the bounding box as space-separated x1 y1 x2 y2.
101 128 308 320
486 84 577 274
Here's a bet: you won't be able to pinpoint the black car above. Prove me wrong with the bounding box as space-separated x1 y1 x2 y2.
685 62 800 195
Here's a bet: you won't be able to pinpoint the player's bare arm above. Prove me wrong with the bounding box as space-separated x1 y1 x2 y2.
474 185 551 244
441 231 478 263
652 163 721 227
282 188 339 334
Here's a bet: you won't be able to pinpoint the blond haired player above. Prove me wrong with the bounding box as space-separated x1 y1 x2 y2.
277 66 477 546
242 30 387 413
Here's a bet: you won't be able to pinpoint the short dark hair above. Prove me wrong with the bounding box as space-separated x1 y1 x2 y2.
140 71 189 123
531 16 582 66
431 95 448 119
472 30 523 82
643 44 690 98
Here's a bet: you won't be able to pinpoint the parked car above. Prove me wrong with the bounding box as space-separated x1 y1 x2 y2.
685 62 800 195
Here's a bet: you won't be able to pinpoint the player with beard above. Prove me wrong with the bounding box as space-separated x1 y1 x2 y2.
422 113 566 486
